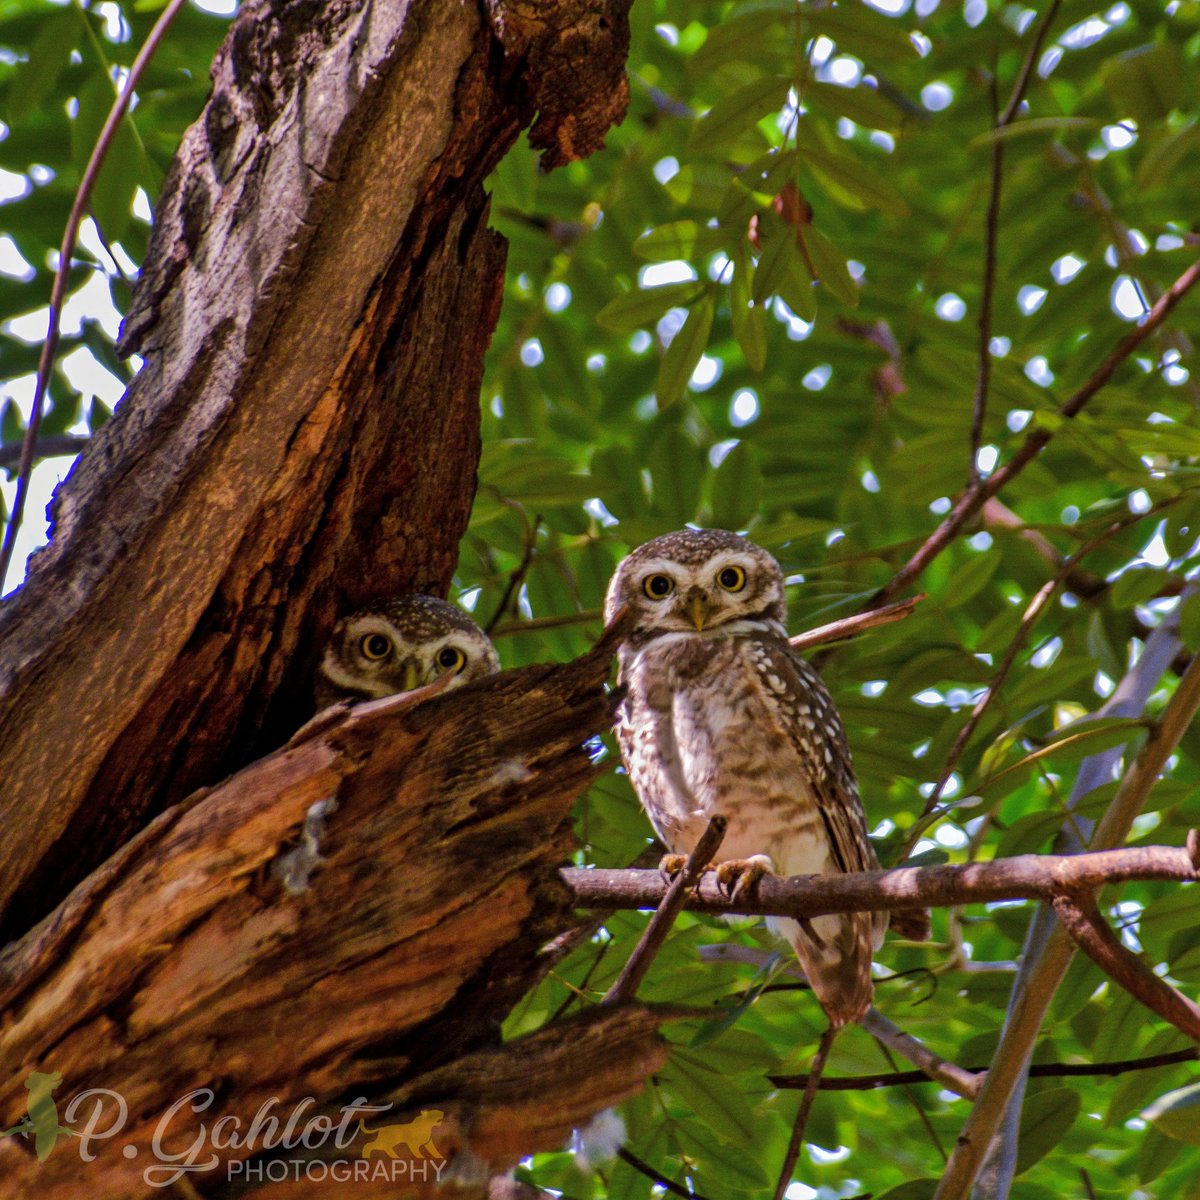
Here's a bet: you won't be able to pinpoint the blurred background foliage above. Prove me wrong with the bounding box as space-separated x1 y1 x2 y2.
4 0 1200 1196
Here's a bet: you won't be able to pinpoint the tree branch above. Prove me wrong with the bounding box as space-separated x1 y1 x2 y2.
934 608 1200 1200
1053 893 1200 1042
875 256 1200 607
602 816 726 1004
860 1007 984 1100
562 841 1200 920
774 1024 838 1200
0 434 91 473
0 0 188 587
770 1047 1200 1092
788 594 924 653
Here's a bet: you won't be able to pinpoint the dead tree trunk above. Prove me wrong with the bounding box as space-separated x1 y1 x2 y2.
0 0 638 1192
0 0 628 933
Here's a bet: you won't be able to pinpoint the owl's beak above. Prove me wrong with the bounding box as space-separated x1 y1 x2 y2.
690 594 709 631
401 660 423 693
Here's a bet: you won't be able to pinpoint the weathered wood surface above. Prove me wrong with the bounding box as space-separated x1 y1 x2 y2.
0 0 631 939
0 635 664 1197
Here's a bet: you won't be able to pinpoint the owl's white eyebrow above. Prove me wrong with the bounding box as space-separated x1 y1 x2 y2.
634 558 683 577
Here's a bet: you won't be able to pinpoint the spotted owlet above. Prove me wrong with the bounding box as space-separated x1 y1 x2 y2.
315 594 499 711
605 528 886 1027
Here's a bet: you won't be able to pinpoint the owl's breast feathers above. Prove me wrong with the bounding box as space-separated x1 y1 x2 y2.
616 632 868 872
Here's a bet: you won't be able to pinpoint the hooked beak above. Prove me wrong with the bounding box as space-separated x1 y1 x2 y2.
690 594 709 631
401 660 423 693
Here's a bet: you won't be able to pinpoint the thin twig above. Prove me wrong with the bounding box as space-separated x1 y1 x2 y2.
771 1047 1200 1091
788 594 924 653
917 496 1175 830
616 1147 714 1200
1053 893 1200 1042
970 65 1002 483
861 1007 984 1099
484 513 542 634
773 1024 837 1200
971 0 1061 477
874 256 1200 608
0 434 91 473
491 609 603 638
602 816 726 1005
0 0 190 589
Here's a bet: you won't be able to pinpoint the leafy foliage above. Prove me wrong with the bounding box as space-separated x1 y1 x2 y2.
5 0 1200 1196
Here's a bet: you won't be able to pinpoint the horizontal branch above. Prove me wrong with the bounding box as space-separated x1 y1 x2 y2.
561 841 1200 920
771 1047 1200 1092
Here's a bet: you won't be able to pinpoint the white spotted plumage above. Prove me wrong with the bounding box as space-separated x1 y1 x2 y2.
605 528 886 1027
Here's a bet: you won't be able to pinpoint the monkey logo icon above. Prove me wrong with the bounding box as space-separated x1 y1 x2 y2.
1 1070 75 1161
358 1109 445 1161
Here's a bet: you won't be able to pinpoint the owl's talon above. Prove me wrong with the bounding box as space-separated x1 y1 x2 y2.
715 855 774 901
659 854 687 882
659 854 718 884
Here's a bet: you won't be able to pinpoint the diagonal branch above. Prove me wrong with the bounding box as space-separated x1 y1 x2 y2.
1052 893 1200 1042
933 618 1200 1200
874 256 1200 607
788 594 924 653
602 816 726 1004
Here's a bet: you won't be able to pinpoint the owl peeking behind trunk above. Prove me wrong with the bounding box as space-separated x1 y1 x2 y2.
315 594 499 711
605 528 887 1028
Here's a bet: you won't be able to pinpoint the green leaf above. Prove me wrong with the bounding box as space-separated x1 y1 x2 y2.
967 116 1100 148
730 239 767 372
688 75 789 154
1101 42 1189 125
7 9 75 122
1145 1080 1200 1145
710 441 762 530
751 220 797 305
689 7 789 75
663 1048 759 1143
597 279 706 333
801 140 910 216
805 80 909 133
655 288 714 408
1110 565 1175 608
800 225 858 306
875 1183 938 1200
489 136 538 211
1177 591 1200 654
803 5 920 61
633 220 726 263
1016 1088 1080 1174
648 426 704 523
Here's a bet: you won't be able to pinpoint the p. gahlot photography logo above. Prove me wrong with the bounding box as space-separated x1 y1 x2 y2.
1 1069 449 1186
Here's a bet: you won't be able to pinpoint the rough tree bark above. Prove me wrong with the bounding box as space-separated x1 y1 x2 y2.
0 0 638 1193
0 0 631 938
0 632 672 1196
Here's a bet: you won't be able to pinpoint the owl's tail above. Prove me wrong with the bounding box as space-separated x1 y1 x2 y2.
775 909 882 1028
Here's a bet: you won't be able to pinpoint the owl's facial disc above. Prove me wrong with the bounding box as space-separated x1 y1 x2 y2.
632 550 769 634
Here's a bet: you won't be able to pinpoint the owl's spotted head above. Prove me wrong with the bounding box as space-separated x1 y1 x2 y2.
605 528 787 645
315 594 499 710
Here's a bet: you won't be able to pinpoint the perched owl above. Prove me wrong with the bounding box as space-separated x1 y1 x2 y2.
605 528 886 1027
315 594 499 710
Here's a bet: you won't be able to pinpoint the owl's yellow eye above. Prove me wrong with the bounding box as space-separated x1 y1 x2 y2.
717 565 746 592
360 633 393 661
437 646 467 674
643 574 675 599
